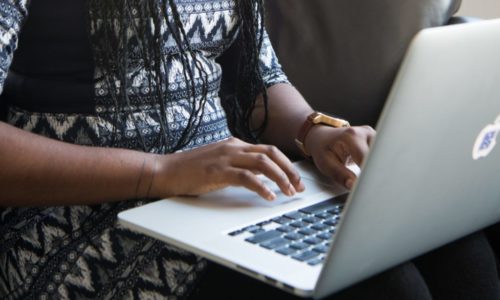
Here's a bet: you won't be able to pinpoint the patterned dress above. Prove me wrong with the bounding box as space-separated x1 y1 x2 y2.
0 0 288 299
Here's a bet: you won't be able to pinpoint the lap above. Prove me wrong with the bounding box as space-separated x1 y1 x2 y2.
415 231 500 300
191 232 500 300
0 204 205 299
191 261 430 300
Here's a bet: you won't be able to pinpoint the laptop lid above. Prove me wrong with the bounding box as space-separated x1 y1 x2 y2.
315 19 500 298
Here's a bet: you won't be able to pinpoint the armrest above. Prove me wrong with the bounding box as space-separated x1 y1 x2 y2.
447 16 482 25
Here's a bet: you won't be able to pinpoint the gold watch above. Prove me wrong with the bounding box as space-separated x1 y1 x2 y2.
295 112 350 158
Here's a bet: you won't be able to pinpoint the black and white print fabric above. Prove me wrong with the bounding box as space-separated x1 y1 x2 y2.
0 0 289 299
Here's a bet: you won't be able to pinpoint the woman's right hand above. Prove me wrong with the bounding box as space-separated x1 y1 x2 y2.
150 137 305 201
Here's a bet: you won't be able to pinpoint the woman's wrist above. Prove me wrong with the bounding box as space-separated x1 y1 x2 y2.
136 154 168 199
135 155 156 199
295 112 350 159
303 124 331 158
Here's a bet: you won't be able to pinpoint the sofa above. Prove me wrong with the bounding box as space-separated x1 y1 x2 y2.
265 0 464 127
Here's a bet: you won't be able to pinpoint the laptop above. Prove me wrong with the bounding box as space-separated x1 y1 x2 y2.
118 19 500 298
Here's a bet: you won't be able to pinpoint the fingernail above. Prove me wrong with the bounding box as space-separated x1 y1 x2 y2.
345 179 354 190
267 190 277 201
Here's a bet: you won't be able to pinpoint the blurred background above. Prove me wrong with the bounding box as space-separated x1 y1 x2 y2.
459 0 500 19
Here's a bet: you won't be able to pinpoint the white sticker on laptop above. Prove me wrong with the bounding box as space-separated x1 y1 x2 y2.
473 115 500 160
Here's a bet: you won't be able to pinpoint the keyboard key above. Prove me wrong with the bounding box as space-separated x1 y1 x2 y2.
315 212 333 219
311 223 329 231
276 225 294 233
304 237 322 245
243 225 261 232
251 228 265 234
326 214 340 221
327 208 342 215
272 217 291 225
257 220 273 227
260 238 290 250
298 228 317 236
285 211 308 220
284 233 304 241
312 245 329 254
308 258 324 266
292 250 320 262
317 232 333 240
290 221 308 228
323 219 339 226
290 242 309 250
303 216 321 224
229 229 244 236
276 247 297 256
327 205 343 213
245 230 282 244
300 199 339 214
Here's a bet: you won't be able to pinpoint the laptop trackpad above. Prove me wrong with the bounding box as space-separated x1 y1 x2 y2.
177 176 345 209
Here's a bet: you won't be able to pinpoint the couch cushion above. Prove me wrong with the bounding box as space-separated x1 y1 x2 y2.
266 0 462 126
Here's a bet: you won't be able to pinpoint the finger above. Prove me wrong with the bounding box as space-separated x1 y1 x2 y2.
245 144 305 192
231 152 296 197
225 167 277 201
349 140 370 166
332 142 351 165
334 128 371 166
363 126 376 146
317 153 357 190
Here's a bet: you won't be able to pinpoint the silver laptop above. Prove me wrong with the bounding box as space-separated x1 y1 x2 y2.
118 19 500 298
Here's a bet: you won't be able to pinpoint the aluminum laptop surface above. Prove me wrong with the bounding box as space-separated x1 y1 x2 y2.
315 19 500 298
119 161 349 296
119 20 500 299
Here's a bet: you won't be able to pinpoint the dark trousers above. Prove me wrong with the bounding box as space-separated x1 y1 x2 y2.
190 232 500 300
487 223 500 275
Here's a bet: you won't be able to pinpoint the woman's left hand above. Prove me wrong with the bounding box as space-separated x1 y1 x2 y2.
305 125 376 190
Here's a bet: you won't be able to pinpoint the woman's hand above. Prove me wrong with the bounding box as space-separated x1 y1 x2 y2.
151 137 305 200
305 125 376 190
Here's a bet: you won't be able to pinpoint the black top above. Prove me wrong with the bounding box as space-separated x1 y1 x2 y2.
3 0 95 113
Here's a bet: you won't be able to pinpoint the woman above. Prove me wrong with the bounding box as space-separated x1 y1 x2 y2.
0 0 498 299
0 0 372 298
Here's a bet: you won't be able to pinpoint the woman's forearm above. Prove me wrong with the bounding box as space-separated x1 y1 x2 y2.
0 120 306 206
0 121 157 206
252 83 314 158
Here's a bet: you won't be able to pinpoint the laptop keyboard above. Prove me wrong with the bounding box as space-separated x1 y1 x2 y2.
228 197 345 266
